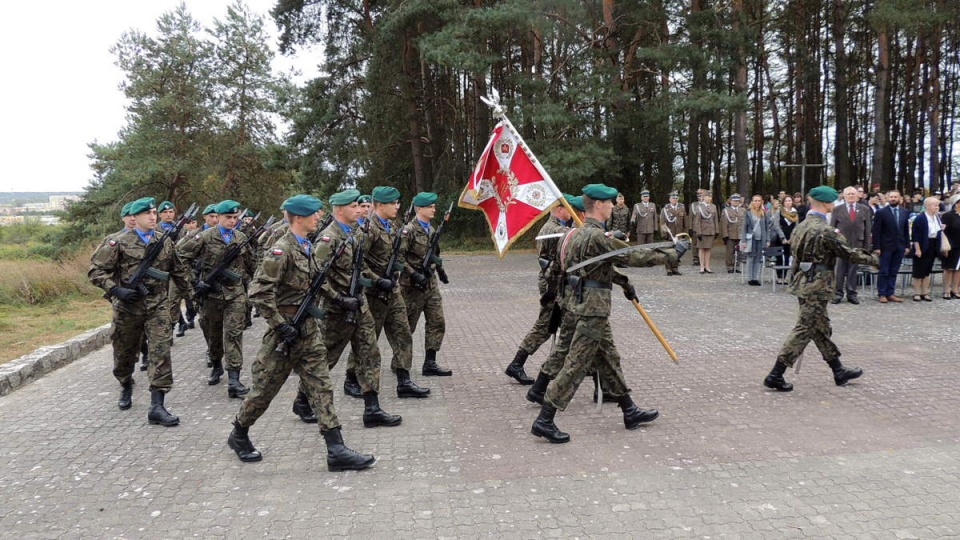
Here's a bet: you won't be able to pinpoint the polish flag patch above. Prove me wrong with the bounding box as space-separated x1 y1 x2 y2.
272 249 283 255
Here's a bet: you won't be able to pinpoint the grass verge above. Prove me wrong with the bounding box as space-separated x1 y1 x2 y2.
0 297 112 365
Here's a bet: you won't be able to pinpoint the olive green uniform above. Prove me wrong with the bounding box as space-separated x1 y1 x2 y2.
630 201 658 244
775 213 878 367
720 205 745 271
399 217 446 352
88 229 193 393
177 227 256 372
518 216 569 356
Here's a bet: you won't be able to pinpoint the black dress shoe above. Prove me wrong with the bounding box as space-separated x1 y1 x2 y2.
847 297 860 305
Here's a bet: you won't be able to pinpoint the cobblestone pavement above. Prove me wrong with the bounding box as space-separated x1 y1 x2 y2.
2 251 960 538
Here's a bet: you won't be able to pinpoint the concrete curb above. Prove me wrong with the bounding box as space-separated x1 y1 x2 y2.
0 323 112 397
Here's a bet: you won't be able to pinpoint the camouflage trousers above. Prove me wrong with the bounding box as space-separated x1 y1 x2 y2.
539 308 627 393
111 300 173 393
776 297 840 367
518 281 556 356
402 284 445 351
347 291 413 374
544 315 630 412
199 296 246 372
325 308 382 394
236 318 339 431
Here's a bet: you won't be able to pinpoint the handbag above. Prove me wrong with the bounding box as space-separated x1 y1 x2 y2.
939 216 952 253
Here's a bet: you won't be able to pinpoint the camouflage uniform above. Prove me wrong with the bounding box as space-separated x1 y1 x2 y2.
317 221 382 394
543 218 678 411
399 217 445 352
606 205 630 236
236 231 339 430
88 229 193 392
518 216 569 356
177 227 256 373
775 213 878 367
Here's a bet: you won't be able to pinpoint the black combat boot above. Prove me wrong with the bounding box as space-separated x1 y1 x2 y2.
827 358 863 386
227 370 249 398
292 391 318 423
422 349 452 377
362 392 402 428
227 419 262 462
617 394 659 430
396 368 430 398
175 314 187 337
526 372 550 404
208 359 224 386
323 427 375 472
118 380 134 410
505 349 535 385
147 390 180 426
343 370 362 398
244 308 253 329
531 403 570 443
763 359 794 392
186 314 196 329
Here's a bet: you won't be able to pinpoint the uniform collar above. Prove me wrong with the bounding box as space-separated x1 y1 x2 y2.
134 228 154 244
334 219 353 234
417 219 431 231
377 215 392 231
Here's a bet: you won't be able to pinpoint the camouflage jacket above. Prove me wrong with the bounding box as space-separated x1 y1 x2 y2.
606 205 630 235
537 217 569 293
88 229 192 311
316 220 375 315
399 217 441 290
561 218 677 317
364 215 404 290
250 230 331 329
259 221 289 254
787 213 879 301
177 227 256 301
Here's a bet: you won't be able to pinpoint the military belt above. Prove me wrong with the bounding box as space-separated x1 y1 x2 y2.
582 279 612 290
278 305 299 315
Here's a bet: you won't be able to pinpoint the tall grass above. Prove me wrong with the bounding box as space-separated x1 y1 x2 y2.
0 253 102 306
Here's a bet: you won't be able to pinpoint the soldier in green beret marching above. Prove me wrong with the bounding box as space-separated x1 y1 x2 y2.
400 192 453 377
177 200 257 398
763 185 879 392
88 197 194 426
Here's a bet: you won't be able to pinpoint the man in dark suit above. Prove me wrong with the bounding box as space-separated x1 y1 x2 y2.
871 190 911 303
830 187 872 304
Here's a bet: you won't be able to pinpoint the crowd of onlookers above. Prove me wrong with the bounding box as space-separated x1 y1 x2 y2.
608 181 960 301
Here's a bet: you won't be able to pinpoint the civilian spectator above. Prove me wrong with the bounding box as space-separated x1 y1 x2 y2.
773 196 798 284
872 190 911 303
741 195 784 286
910 197 945 302
830 187 872 304
943 195 960 299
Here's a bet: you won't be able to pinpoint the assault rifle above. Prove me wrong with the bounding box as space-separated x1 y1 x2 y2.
344 218 370 325
237 210 261 235
121 203 199 298
275 236 351 353
419 201 453 287
307 213 335 243
375 202 415 301
195 215 277 300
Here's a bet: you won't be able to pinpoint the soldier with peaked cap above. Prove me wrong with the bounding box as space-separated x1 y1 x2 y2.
630 190 658 245
720 194 746 273
530 184 689 444
505 194 576 385
763 185 878 392
689 189 706 266
177 200 257 398
400 191 453 376
88 197 194 426
344 186 431 399
228 194 375 472
660 192 686 276
606 193 630 240
316 189 402 428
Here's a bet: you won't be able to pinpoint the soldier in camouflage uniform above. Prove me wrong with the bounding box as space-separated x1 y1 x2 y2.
763 185 879 392
178 200 256 398
344 187 430 399
228 195 375 472
156 201 189 339
504 198 574 385
606 193 630 239
317 189 402 428
400 192 452 376
88 197 193 427
530 184 687 444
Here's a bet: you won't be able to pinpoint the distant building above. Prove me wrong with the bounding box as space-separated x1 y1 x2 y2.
49 195 80 210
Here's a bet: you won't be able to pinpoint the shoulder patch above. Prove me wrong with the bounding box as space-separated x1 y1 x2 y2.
834 229 841 234
604 232 613 238
194 234 201 240
320 236 331 243
108 239 117 246
272 249 283 255
401 229 409 236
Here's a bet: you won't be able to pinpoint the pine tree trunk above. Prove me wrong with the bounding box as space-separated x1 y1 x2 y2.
870 27 890 190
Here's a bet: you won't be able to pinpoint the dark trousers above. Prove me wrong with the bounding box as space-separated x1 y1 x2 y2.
877 249 905 297
834 259 861 299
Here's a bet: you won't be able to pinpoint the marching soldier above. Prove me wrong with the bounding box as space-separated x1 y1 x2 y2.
111 203 152 373
157 201 189 339
201 205 218 230
88 197 193 426
530 185 686 443
317 189 402 428
177 200 256 398
505 196 575 385
660 192 686 276
630 190 658 245
763 186 878 392
720 194 746 273
357 194 373 226
227 195 375 471
606 193 630 239
344 186 430 399
400 192 453 377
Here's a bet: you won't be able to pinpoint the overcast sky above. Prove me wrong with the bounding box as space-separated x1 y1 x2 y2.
0 0 319 193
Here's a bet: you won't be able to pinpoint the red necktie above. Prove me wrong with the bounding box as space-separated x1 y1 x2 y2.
849 204 856 221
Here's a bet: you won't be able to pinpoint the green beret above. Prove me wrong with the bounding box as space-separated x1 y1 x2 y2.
128 197 156 216
158 200 175 212
808 185 840 203
281 194 324 216
582 183 618 201
244 209 255 218
372 186 401 203
563 193 576 206
329 189 361 206
214 199 242 214
120 202 133 218
357 194 373 204
202 204 217 215
412 192 438 207
569 196 585 212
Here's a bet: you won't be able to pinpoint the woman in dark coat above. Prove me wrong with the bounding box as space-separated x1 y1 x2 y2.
940 194 960 299
773 195 799 284
910 197 945 301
